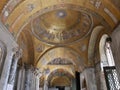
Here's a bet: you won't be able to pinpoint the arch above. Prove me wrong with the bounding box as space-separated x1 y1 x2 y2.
17 29 34 65
0 40 6 77
36 47 85 70
46 68 74 85
88 26 104 63
3 0 117 36
50 76 71 86
99 34 109 70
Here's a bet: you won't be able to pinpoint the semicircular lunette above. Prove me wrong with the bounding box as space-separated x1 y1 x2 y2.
31 7 93 45
36 47 85 71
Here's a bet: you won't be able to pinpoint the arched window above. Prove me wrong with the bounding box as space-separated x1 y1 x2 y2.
99 34 109 71
105 38 115 66
0 41 6 77
99 35 120 89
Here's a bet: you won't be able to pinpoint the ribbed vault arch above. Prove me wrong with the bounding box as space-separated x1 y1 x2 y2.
46 68 74 86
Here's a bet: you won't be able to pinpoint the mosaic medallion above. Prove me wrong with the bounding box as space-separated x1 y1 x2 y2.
31 5 93 45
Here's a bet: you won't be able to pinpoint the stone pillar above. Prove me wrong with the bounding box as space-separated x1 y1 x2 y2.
16 67 22 90
17 66 26 90
0 47 20 90
81 68 97 90
34 68 42 90
95 62 107 90
44 80 48 90
72 79 76 90
30 68 36 90
7 49 22 90
0 20 18 90
35 76 40 90
0 52 14 90
24 66 40 90
25 67 31 90
7 65 41 90
111 24 120 81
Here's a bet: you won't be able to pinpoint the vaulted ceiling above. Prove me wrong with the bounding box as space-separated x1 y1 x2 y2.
0 0 120 86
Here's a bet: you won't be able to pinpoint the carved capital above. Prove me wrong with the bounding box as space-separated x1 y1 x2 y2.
13 47 22 60
33 68 42 77
44 80 49 86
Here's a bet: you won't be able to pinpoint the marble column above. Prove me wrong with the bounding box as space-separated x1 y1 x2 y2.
30 70 36 90
17 66 26 90
25 67 31 90
95 62 107 90
17 67 22 90
44 80 48 90
24 67 41 90
0 47 21 90
34 68 42 90
81 68 97 90
7 49 22 90
35 76 40 90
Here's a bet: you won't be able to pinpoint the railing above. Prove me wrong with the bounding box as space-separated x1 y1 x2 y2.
104 66 120 90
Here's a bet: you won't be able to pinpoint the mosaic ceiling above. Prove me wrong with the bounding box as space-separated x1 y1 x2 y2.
31 7 93 45
0 0 120 86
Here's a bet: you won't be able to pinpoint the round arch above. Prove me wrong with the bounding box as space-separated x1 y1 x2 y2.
46 68 74 86
88 26 104 64
36 47 85 70
99 34 109 70
17 29 34 65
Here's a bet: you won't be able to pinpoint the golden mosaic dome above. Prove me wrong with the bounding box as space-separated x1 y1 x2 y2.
32 8 93 45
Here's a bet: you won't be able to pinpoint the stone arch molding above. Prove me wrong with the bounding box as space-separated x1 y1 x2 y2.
46 68 74 82
99 34 109 70
36 47 85 70
88 26 104 64
17 29 34 64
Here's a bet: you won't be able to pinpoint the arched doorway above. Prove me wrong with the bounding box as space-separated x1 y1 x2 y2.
99 34 120 90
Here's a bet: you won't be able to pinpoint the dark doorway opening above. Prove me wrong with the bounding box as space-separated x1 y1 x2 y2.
56 86 65 90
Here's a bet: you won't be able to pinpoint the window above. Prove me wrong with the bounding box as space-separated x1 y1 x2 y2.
100 36 120 90
100 35 115 70
105 41 115 66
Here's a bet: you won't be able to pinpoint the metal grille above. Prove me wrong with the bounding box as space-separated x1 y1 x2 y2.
104 66 120 90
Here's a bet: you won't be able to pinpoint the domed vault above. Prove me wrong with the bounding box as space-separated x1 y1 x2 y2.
0 0 120 87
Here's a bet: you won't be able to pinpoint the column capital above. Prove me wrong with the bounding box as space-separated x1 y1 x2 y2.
44 80 48 84
33 68 42 77
12 47 22 60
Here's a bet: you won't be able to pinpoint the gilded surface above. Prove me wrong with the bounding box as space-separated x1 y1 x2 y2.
31 8 93 44
0 0 120 87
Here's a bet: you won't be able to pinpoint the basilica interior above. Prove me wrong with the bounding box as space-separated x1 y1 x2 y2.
0 0 120 90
